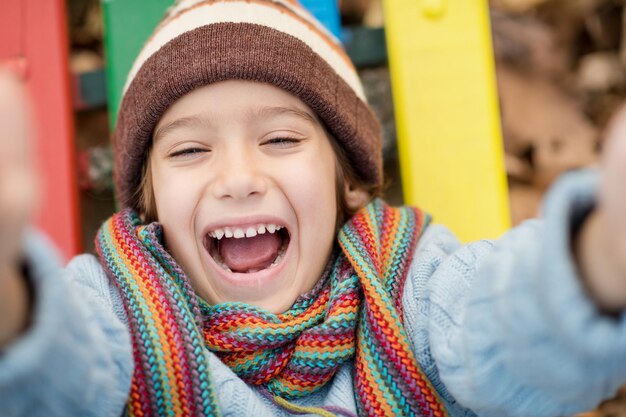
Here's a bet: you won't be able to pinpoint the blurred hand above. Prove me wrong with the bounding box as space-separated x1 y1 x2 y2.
0 68 38 346
600 107 626 266
577 104 626 311
0 69 38 267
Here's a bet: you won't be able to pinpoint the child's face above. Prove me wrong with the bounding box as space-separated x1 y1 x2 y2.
150 80 340 313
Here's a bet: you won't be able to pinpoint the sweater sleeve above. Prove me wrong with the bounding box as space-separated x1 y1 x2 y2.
402 169 626 417
0 233 132 417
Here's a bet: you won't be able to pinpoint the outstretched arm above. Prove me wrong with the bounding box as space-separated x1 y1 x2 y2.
0 69 132 417
404 167 626 416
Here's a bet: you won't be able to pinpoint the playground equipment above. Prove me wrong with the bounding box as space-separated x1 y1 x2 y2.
383 0 510 241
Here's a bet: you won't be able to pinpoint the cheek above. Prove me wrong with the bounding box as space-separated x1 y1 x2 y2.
150 168 206 285
150 165 204 252
284 150 338 243
153 166 196 217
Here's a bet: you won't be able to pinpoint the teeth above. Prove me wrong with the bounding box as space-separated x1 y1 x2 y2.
211 251 233 273
270 242 287 267
210 229 289 274
209 223 283 240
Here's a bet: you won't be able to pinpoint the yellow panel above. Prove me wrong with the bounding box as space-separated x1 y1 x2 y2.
383 0 510 241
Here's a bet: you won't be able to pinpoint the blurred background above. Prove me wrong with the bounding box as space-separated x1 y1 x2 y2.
66 0 622 246
2 1 626 413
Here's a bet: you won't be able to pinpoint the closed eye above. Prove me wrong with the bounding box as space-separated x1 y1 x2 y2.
168 147 209 159
262 137 302 148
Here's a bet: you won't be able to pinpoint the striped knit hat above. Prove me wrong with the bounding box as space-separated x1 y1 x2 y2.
114 0 383 210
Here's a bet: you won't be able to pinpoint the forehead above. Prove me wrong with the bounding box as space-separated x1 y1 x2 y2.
154 80 321 132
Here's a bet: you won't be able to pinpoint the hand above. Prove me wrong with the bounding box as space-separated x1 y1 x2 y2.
0 69 38 265
0 68 38 346
599 107 626 269
576 105 626 312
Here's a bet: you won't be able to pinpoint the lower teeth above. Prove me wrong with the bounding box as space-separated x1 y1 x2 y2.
270 245 287 267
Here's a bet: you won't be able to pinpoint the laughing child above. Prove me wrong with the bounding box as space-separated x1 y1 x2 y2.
2 1 626 416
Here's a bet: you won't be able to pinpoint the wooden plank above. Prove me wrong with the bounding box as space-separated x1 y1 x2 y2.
0 2 22 59
27 0 80 259
383 0 510 241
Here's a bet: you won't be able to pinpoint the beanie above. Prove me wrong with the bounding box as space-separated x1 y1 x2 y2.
113 0 382 210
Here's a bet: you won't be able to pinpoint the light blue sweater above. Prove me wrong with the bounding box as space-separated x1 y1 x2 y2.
2 170 626 417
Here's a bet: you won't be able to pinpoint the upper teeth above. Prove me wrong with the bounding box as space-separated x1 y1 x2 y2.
208 224 283 240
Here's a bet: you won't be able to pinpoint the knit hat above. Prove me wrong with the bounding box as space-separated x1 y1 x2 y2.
114 0 383 210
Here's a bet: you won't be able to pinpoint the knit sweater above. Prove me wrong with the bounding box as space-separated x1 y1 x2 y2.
1 169 626 417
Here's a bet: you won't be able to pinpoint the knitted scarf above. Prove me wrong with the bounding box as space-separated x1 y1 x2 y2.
96 199 448 417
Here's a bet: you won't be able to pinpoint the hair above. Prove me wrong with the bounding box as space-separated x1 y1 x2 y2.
134 135 382 228
136 152 157 223
329 135 382 226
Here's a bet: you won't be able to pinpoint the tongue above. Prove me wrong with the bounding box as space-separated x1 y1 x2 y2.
218 233 282 273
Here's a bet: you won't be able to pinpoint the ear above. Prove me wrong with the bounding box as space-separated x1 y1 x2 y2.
344 181 370 211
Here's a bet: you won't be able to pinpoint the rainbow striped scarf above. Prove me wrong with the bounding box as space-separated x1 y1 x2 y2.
96 199 448 417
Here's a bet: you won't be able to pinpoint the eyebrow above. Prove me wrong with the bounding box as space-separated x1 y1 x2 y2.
153 105 319 143
153 116 208 143
253 105 319 126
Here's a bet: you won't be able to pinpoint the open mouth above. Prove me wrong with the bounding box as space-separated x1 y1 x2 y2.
203 223 290 274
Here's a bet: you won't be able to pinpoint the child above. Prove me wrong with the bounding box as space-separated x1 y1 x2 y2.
2 1 626 416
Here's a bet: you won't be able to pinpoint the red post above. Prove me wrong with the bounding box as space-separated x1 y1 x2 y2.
0 0 81 260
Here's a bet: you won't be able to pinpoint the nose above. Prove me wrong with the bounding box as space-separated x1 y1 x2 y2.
211 146 267 201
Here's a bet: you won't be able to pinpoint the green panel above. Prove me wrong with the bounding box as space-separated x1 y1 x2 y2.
102 0 174 128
